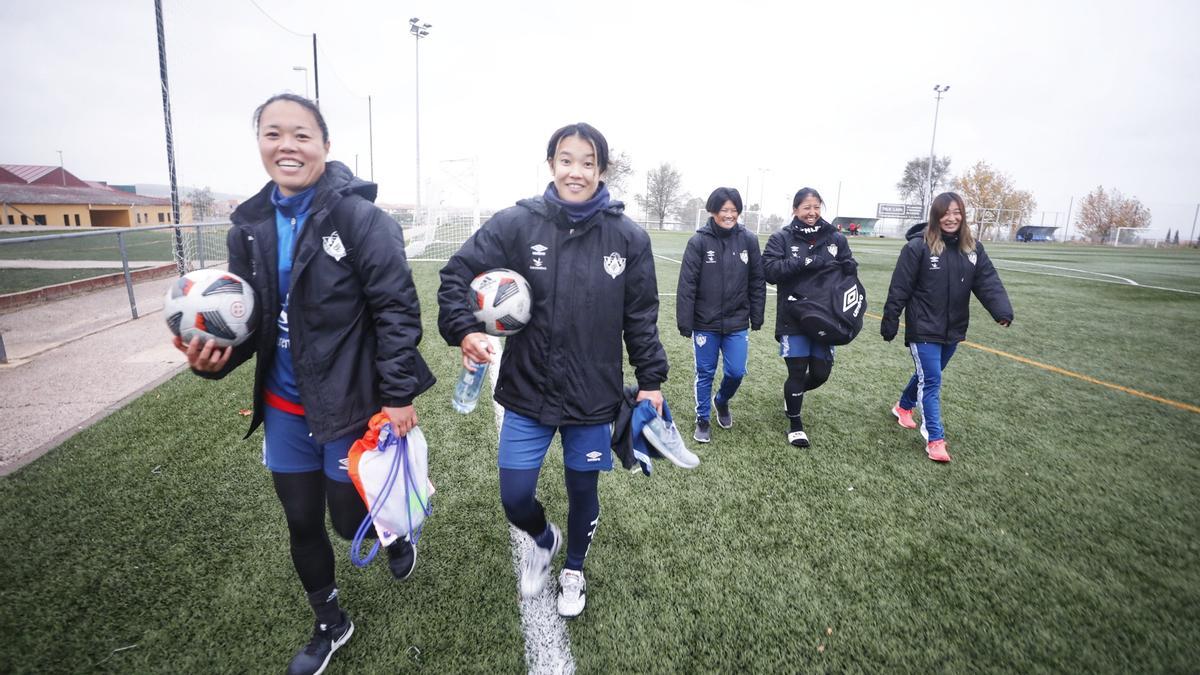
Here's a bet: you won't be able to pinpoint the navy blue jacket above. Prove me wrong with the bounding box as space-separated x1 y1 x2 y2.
205 161 436 443
437 196 668 426
882 223 1013 345
675 218 766 336
762 218 855 339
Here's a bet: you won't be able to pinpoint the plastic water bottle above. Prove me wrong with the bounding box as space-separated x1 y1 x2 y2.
451 361 489 414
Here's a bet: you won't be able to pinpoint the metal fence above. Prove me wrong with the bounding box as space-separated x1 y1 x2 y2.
0 222 232 321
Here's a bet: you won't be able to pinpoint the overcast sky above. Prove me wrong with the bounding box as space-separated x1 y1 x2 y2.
3 0 1198 234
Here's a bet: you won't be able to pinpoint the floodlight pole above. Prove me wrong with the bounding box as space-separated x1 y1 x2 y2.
926 84 949 213
312 34 320 107
410 17 432 227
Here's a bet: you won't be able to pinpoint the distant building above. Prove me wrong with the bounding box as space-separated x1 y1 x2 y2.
0 164 192 227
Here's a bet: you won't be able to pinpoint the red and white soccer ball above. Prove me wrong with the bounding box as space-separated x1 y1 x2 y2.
469 268 532 336
164 269 256 347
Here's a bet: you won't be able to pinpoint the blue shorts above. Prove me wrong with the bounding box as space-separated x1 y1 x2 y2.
262 404 361 482
498 409 613 472
779 334 835 361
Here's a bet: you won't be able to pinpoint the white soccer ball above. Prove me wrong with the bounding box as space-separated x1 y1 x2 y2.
469 268 532 336
164 268 256 347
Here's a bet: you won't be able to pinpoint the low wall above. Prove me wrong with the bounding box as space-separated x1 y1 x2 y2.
0 263 177 312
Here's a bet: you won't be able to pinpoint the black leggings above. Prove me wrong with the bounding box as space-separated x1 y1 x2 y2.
271 471 371 593
783 356 833 417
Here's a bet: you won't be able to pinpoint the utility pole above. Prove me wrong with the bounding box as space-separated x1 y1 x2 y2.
1190 203 1199 245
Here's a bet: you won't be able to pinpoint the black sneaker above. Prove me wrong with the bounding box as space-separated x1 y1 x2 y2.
693 418 711 443
714 400 733 429
287 612 354 675
386 537 417 581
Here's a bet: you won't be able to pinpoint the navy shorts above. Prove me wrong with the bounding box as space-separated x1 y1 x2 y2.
262 404 361 483
779 334 835 361
498 409 613 472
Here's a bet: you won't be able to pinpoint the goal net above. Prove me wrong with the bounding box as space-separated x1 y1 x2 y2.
1113 227 1161 247
406 159 483 262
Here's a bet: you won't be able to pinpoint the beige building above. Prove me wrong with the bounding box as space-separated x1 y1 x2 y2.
0 164 192 227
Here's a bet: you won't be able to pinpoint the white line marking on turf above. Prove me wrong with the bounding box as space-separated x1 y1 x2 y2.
486 337 576 675
850 247 1200 296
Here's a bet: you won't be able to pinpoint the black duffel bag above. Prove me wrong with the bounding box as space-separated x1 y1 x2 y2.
783 260 867 345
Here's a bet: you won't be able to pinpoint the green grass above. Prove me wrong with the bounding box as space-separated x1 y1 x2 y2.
1 236 1198 673
0 268 126 294
0 227 229 262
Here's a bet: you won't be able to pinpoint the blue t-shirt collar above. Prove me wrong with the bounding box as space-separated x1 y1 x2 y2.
271 184 317 219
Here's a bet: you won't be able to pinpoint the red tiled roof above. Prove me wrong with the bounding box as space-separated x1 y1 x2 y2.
0 183 171 206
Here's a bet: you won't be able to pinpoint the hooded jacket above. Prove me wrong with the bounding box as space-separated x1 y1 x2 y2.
437 195 668 427
881 222 1013 345
201 161 436 443
762 218 855 339
675 218 766 336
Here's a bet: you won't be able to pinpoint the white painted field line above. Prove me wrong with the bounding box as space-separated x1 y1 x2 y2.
485 336 576 675
848 247 1200 296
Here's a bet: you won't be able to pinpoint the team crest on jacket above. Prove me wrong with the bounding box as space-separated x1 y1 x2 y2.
967 251 977 265
323 231 347 261
740 249 748 264
827 244 838 257
603 251 626 279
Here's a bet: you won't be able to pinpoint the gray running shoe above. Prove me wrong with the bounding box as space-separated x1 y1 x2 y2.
643 416 701 468
692 418 711 444
714 400 733 429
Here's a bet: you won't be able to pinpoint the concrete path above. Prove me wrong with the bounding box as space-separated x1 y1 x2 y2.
0 275 187 475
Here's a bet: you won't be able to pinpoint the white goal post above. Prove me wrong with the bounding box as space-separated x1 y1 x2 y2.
1113 227 1161 247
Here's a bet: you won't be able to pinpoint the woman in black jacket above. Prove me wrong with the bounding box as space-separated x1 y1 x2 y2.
675 187 766 443
762 187 856 448
174 93 435 675
438 123 668 619
881 192 1013 463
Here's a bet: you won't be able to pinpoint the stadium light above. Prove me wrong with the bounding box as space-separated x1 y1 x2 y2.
292 66 308 98
926 84 950 215
410 17 432 227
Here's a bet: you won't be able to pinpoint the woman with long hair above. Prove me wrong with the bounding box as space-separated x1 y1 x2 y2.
881 191 1013 462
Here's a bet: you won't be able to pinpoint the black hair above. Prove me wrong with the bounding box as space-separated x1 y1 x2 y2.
252 93 329 143
545 123 609 173
706 187 743 214
792 187 824 209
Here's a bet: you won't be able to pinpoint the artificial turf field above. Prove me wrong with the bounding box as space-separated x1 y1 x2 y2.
1 232 1197 673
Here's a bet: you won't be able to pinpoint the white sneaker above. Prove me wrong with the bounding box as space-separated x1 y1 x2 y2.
642 416 701 469
519 523 561 598
557 569 587 618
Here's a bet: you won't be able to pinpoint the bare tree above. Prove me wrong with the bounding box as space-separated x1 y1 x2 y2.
677 196 704 230
186 186 216 221
897 156 952 208
604 151 634 198
953 161 1036 239
1075 186 1151 243
636 163 685 229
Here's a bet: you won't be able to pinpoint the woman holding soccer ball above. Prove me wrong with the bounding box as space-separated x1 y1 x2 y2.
437 122 668 618
173 93 435 674
762 187 857 448
880 191 1013 463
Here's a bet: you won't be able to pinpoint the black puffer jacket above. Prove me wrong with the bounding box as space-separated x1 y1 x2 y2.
881 222 1013 345
675 219 766 336
762 218 855 339
437 196 668 426
203 161 436 443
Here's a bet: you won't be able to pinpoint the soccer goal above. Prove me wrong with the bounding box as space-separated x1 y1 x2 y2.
1113 227 1162 247
406 158 483 262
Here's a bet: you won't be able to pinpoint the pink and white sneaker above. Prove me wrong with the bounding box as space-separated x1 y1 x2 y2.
892 404 918 429
926 439 951 463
